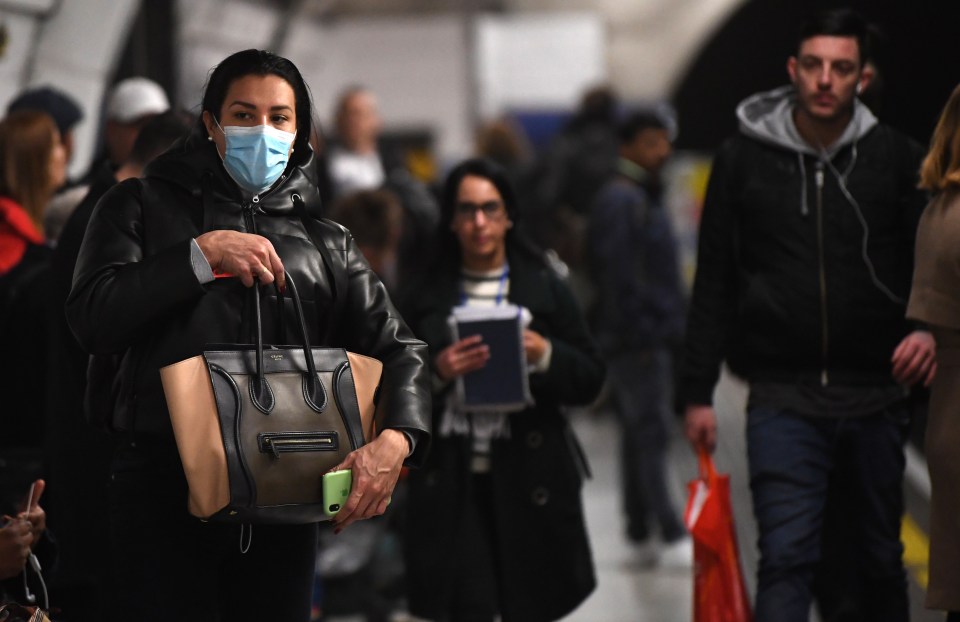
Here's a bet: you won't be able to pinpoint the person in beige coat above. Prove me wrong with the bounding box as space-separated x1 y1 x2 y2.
906 82 960 620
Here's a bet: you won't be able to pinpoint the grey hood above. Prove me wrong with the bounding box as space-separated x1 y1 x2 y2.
736 84 878 158
736 85 878 216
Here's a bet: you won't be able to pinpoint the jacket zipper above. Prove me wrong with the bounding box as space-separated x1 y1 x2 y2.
815 161 829 386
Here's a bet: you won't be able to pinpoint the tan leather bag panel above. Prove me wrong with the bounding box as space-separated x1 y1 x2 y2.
346 352 384 441
160 355 230 518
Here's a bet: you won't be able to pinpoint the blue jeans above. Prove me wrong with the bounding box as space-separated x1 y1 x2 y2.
607 349 686 543
747 406 909 622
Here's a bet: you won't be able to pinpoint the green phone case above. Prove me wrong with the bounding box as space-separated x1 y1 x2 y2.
323 469 353 517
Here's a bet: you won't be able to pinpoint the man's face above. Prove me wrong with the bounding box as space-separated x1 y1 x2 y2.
787 35 866 123
337 91 381 150
626 128 672 174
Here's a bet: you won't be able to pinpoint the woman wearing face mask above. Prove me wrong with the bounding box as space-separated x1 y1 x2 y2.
66 50 431 622
399 159 604 622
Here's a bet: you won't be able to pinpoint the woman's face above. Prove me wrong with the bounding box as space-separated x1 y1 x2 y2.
450 174 512 271
202 73 297 158
47 130 67 190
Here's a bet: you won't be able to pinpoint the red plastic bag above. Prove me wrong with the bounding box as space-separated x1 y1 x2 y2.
684 448 753 622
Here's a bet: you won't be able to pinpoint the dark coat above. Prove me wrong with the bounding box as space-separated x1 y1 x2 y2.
680 125 926 406
401 248 604 621
588 172 686 353
66 132 431 461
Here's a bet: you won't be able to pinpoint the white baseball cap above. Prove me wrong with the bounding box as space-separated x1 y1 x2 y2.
106 77 170 123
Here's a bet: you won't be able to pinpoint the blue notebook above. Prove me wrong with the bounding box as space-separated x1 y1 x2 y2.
450 304 532 413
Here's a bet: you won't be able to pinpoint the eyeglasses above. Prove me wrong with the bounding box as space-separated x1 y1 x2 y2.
454 201 506 219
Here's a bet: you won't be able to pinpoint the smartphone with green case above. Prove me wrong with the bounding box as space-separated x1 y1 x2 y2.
323 469 352 518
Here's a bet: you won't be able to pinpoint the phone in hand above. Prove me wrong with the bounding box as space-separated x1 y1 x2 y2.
323 469 352 518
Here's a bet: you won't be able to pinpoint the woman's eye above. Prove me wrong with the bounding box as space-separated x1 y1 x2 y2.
271 115 289 124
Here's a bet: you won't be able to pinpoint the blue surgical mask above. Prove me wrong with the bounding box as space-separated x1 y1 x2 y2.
217 122 296 194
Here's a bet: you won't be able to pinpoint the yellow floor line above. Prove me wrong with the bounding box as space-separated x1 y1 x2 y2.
902 514 930 589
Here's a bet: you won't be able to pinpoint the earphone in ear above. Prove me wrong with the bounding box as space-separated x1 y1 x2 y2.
856 83 863 95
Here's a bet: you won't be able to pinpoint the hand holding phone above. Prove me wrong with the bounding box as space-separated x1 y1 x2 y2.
19 480 45 544
322 469 352 518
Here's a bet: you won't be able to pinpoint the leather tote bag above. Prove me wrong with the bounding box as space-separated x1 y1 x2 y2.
160 272 382 524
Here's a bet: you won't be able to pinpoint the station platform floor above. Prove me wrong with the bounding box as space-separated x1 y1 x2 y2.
562 370 941 622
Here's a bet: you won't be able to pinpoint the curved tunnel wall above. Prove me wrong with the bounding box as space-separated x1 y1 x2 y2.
671 0 960 151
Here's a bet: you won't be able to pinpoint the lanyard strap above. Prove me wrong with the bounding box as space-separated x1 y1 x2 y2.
459 264 510 306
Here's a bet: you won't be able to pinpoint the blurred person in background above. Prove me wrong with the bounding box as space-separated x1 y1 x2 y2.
905 82 960 621
100 77 171 170
587 110 688 568
65 49 430 622
325 85 438 296
7 86 83 171
530 86 620 273
400 158 604 622
0 110 66 606
7 86 85 242
43 111 192 622
0 109 67 448
54 78 172 244
328 189 404 296
679 9 930 621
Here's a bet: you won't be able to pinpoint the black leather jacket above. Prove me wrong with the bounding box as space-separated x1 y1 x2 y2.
66 132 431 464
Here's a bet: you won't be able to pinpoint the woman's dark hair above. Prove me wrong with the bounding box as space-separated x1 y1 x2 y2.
437 157 544 267
198 49 313 156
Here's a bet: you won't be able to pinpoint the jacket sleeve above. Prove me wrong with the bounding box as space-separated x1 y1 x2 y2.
338 232 432 466
529 272 605 406
66 179 207 355
678 140 741 407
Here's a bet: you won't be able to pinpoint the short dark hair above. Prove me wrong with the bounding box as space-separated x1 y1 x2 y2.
198 49 313 156
618 111 668 146
129 111 192 166
797 8 870 66
329 189 403 250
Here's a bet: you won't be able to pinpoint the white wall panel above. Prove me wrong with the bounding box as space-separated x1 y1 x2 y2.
24 0 141 177
475 12 605 117
283 14 471 164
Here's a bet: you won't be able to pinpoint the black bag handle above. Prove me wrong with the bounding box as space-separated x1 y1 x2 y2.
250 271 326 414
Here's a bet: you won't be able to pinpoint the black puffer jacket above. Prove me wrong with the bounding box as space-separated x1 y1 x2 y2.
680 88 927 406
66 132 431 463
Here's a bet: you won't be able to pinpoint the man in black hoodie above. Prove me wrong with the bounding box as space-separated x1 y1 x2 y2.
679 9 932 622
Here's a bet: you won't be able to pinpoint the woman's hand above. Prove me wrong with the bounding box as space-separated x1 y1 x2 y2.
195 230 286 290
523 329 548 364
434 335 490 382
328 429 410 533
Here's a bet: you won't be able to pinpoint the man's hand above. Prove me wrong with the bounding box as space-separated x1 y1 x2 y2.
685 404 717 453
328 429 409 533
0 520 33 580
434 335 490 382
195 230 286 290
891 330 936 387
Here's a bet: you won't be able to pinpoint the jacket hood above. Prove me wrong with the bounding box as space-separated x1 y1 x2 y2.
143 130 322 216
736 85 878 157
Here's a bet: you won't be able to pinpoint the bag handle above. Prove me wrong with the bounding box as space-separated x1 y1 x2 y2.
250 271 326 414
697 445 717 482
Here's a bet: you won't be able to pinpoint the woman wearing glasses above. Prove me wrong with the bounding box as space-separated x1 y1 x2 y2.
400 158 604 622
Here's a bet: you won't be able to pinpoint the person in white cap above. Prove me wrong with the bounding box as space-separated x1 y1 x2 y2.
103 77 170 168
